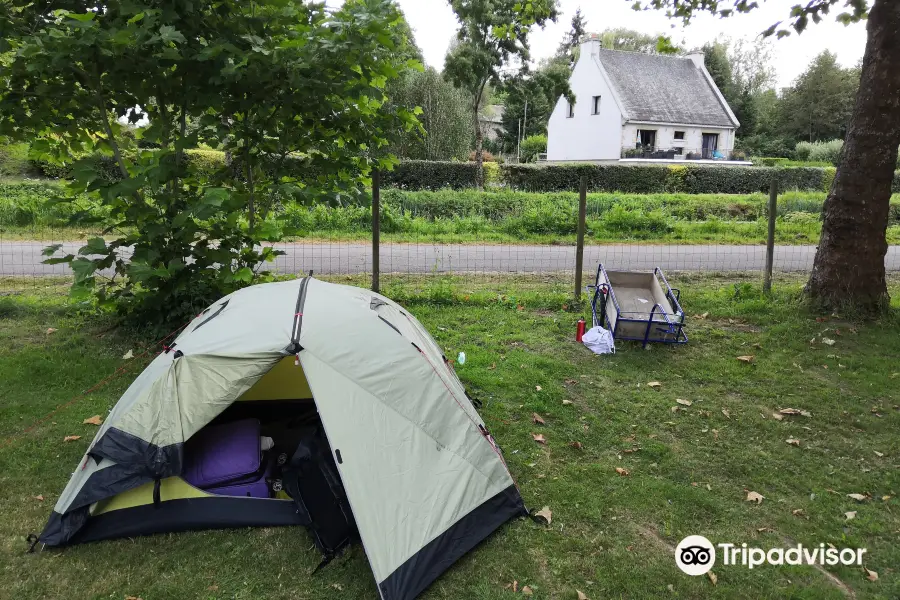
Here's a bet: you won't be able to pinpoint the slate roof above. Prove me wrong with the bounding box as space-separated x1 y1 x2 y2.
594 49 737 128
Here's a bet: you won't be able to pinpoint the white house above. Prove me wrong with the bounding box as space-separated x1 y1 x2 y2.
547 35 742 163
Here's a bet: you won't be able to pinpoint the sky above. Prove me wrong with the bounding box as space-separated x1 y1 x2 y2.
383 0 868 89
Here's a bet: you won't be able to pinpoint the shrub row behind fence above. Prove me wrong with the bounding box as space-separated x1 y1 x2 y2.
24 151 900 195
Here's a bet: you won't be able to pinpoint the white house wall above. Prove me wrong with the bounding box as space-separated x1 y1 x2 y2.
622 124 734 155
547 48 623 161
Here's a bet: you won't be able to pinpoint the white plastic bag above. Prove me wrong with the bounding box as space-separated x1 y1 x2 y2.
582 326 615 355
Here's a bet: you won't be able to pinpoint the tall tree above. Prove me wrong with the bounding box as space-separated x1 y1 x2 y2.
636 0 894 314
500 60 571 152
390 68 473 160
600 27 683 54
556 8 588 64
445 0 560 188
0 0 417 326
779 51 860 142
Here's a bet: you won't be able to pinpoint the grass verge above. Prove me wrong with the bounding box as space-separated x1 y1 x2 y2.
0 274 898 599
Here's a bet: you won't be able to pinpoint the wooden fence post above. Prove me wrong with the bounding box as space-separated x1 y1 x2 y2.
574 175 588 301
763 178 777 294
372 169 380 293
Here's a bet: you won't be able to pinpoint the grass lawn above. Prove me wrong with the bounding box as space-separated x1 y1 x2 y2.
1 274 899 599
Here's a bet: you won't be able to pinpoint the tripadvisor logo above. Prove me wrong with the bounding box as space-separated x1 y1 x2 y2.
675 535 716 576
675 536 868 575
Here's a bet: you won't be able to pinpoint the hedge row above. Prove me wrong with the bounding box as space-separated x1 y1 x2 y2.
26 151 900 195
378 161 848 194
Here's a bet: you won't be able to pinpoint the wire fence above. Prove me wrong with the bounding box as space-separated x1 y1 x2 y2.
2 175 900 298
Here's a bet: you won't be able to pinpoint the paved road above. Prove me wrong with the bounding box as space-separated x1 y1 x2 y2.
3 241 900 276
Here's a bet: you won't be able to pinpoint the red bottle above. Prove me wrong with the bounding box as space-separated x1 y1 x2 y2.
576 319 586 342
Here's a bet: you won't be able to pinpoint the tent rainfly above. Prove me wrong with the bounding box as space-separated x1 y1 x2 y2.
39 277 525 600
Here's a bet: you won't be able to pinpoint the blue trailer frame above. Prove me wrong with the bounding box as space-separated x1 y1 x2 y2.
588 263 688 348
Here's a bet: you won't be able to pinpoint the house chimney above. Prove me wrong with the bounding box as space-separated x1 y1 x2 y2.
579 33 602 59
685 50 705 69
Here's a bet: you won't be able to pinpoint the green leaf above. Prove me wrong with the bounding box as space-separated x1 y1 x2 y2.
233 267 253 283
42 244 64 256
159 25 186 44
67 12 96 22
70 258 98 283
79 237 108 256
43 255 75 266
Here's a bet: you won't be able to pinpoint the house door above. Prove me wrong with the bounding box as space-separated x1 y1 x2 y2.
702 133 719 158
639 129 656 150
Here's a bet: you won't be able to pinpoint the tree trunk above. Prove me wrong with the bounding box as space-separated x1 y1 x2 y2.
806 0 900 313
474 104 484 190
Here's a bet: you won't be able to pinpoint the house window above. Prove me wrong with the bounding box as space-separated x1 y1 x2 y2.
638 129 656 149
702 133 720 158
674 131 685 140
592 96 601 115
567 102 575 118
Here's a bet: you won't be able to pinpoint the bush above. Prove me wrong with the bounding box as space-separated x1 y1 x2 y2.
381 160 479 190
185 149 227 178
795 140 844 166
519 135 547 163
500 163 830 194
502 163 671 193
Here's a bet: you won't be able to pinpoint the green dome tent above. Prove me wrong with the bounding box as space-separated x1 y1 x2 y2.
39 277 524 600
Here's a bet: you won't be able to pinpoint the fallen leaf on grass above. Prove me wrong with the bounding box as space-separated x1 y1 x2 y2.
531 433 546 445
792 509 805 516
208 585 220 591
847 493 869 502
615 467 630 476
33 495 44 501
82 415 103 426
772 413 784 421
707 571 718 586
488 363 496 371
569 441 584 450
873 451 884 458
647 381 662 389
746 491 764 504
46 328 58 335
671 406 686 413
532 413 545 425
330 583 341 591
721 409 730 419
533 506 552 525
576 591 589 600
882 495 893 502
865 568 878 582
822 338 836 346
125 596 143 600
779 408 812 418
122 349 134 360
63 435 81 442
736 355 754 363
845 511 857 521
522 585 533 596
676 398 692 406
535 385 542 392
562 399 573 405
696 312 709 319
786 438 800 447
756 527 774 533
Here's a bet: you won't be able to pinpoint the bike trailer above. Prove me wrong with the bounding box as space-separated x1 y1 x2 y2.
588 263 687 347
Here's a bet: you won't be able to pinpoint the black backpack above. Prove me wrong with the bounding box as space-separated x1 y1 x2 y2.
281 430 357 563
